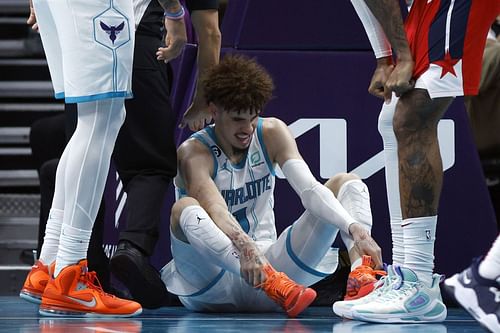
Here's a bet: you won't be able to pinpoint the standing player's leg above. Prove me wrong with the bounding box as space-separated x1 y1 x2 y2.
349 89 452 323
394 90 452 286
20 0 66 304
35 0 141 317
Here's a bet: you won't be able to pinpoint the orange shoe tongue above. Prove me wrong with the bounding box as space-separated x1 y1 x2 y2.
361 255 372 267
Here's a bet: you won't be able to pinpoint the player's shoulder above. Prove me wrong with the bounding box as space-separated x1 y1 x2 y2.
177 136 212 162
260 116 288 134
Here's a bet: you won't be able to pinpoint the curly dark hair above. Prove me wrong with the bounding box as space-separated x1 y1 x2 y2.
201 54 274 114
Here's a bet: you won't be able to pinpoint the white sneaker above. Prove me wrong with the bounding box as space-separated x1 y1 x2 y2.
351 266 447 323
332 265 398 319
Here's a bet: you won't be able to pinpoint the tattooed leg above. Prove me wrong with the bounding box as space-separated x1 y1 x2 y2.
393 88 453 219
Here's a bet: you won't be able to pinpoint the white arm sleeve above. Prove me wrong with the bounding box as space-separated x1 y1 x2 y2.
351 0 392 59
281 159 356 234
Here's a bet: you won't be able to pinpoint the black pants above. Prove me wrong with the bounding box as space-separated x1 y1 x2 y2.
113 32 177 256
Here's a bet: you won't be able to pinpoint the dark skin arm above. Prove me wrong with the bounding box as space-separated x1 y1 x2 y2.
365 0 415 100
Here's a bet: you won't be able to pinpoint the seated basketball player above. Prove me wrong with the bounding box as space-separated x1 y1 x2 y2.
160 55 383 317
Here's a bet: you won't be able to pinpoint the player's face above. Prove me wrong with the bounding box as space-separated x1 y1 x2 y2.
215 108 259 151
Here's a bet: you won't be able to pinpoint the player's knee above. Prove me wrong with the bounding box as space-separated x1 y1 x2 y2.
170 197 200 238
325 173 360 196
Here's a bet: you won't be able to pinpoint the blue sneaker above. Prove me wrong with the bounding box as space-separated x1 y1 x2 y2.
351 266 447 323
444 257 500 333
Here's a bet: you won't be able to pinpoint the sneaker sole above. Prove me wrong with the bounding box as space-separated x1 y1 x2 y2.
332 302 357 319
19 290 42 305
333 291 384 319
287 288 317 318
110 252 168 309
445 274 500 333
351 300 447 323
39 305 142 317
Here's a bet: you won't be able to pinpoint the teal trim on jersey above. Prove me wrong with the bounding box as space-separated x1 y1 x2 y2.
257 118 275 176
64 91 132 103
232 154 247 169
286 226 330 278
192 131 218 179
207 126 247 170
247 164 260 236
182 269 226 297
54 92 65 99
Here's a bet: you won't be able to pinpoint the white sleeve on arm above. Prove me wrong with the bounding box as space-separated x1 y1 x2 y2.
351 0 392 59
281 159 357 234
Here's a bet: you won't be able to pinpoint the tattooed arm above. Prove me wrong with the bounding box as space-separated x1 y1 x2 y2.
361 0 415 99
156 0 187 63
177 139 269 286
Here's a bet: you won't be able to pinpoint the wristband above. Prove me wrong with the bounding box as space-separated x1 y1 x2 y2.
164 6 185 20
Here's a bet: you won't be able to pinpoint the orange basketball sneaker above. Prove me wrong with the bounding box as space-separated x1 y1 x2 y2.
20 260 53 304
39 260 142 317
344 255 386 301
259 265 317 318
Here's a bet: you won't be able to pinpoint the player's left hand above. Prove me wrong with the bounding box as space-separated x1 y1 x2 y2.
180 102 213 131
156 16 187 63
368 56 394 104
27 0 38 32
385 59 415 98
349 223 383 269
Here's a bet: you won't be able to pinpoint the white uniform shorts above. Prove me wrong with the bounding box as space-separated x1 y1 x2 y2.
32 0 135 103
161 211 339 313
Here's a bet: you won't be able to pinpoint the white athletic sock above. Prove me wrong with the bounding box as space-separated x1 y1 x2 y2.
338 179 372 253
54 224 91 276
479 234 500 280
378 97 404 265
38 208 64 265
402 216 437 286
179 205 241 276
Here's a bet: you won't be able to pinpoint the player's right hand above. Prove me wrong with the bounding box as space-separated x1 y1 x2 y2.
348 223 383 269
239 245 269 287
157 16 187 63
27 0 38 32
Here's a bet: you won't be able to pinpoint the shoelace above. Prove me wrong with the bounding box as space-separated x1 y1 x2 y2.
79 270 115 298
258 272 295 304
375 280 417 302
371 274 398 296
352 266 387 280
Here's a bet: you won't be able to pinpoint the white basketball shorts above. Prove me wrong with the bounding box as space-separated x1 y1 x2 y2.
32 0 135 103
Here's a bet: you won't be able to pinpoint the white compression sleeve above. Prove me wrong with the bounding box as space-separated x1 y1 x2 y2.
281 159 356 234
351 0 392 59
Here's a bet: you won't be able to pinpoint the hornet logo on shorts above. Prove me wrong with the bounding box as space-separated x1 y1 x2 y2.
93 8 130 49
100 21 125 44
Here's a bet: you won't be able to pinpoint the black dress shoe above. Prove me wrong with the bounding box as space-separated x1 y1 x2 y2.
110 240 169 309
